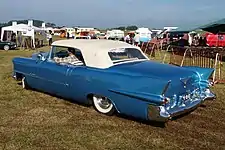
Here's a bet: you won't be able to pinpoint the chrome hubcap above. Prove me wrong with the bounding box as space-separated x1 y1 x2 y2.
96 97 111 109
4 46 9 50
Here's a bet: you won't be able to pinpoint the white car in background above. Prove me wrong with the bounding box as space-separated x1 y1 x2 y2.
106 30 124 40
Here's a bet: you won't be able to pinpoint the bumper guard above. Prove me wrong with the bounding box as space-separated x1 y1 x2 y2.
148 92 216 122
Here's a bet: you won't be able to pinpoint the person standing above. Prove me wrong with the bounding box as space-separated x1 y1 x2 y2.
124 34 130 44
11 32 16 43
48 30 53 46
72 32 75 39
198 37 203 46
203 37 207 46
67 32 70 39
134 33 140 46
17 31 22 47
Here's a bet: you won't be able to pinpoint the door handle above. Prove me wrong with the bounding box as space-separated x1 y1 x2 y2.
30 73 35 76
85 77 91 82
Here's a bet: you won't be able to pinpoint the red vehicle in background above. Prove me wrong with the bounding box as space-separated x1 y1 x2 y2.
206 33 225 47
79 31 89 36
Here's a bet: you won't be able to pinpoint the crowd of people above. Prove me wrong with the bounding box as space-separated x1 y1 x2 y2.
123 33 141 46
45 30 210 49
168 33 208 47
191 36 207 46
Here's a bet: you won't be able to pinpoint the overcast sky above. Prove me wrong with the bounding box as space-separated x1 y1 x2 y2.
0 0 224 28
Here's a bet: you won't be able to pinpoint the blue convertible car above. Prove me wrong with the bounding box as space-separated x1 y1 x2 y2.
12 39 216 122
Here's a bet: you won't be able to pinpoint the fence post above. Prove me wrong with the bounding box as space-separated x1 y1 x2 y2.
149 43 157 59
162 45 171 64
212 53 219 83
180 48 188 67
180 48 194 67
218 54 222 81
140 42 144 50
144 42 150 54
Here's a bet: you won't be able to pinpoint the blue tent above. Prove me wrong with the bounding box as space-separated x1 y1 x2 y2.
140 37 151 42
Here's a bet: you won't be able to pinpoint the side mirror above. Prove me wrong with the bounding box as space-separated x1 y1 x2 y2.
37 53 46 61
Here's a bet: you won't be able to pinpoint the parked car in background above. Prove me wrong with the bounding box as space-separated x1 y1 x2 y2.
96 32 106 39
0 41 17 50
12 39 216 123
206 33 225 47
106 30 124 40
75 36 91 39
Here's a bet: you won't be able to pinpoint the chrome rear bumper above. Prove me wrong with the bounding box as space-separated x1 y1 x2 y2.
148 93 216 122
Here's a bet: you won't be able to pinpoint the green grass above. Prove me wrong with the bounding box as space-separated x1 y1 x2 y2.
0 39 225 149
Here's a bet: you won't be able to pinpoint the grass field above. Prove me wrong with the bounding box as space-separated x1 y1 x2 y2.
0 39 225 150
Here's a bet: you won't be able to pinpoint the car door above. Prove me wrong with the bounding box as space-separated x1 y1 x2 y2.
34 46 72 97
64 65 88 102
35 60 71 97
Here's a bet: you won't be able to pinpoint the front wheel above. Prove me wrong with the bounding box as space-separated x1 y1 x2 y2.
4 45 9 51
21 76 30 89
93 95 115 116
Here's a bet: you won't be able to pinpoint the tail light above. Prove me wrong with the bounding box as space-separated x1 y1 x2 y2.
162 97 170 105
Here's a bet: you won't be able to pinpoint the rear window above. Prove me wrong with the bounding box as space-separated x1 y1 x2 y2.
108 48 147 63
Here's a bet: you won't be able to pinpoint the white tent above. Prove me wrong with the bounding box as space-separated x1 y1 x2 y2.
135 27 152 34
135 27 152 42
0 23 42 48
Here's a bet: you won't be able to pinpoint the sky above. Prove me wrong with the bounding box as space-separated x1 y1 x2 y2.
0 0 224 28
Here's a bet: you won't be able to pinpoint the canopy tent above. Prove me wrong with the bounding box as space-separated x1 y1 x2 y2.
1 24 42 40
135 28 152 42
198 19 225 34
0 24 43 48
166 25 200 33
135 27 152 34
167 29 191 34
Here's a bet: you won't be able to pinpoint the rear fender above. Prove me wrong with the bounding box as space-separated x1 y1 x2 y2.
182 66 214 80
109 89 164 105
108 79 171 105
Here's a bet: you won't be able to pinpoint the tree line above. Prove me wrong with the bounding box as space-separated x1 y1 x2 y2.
0 19 56 28
108 25 138 31
0 19 139 31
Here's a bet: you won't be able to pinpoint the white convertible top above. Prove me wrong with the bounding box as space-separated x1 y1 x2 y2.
52 39 148 68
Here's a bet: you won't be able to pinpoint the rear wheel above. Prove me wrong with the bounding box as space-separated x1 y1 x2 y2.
93 95 115 115
4 45 9 51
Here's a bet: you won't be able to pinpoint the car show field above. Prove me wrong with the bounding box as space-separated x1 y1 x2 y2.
0 42 225 149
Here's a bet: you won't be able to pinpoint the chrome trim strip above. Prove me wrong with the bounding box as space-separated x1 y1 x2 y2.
161 80 171 95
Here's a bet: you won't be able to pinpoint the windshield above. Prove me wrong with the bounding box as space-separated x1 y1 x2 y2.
108 48 147 64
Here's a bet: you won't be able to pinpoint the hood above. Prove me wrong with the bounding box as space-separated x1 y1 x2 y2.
9 41 16 45
108 60 198 82
0 41 16 45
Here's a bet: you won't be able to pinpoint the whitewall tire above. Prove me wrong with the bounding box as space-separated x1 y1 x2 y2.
22 77 29 89
93 95 115 115
4 45 9 51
